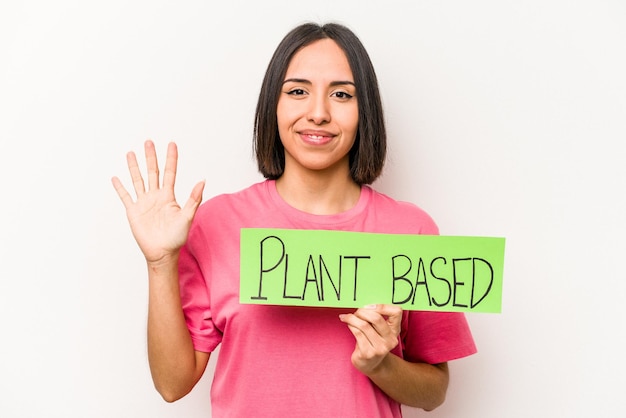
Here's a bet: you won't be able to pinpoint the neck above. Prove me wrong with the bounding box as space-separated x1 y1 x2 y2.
275 167 361 215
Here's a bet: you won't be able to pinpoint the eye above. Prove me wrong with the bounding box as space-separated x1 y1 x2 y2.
332 91 354 100
286 88 306 96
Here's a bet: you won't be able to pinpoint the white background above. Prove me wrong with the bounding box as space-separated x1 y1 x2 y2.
1 1 625 417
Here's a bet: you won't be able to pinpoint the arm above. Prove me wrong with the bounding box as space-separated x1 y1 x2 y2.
146 254 210 402
112 140 209 402
339 305 449 411
367 356 448 410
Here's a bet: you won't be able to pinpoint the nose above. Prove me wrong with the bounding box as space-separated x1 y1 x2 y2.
307 93 330 125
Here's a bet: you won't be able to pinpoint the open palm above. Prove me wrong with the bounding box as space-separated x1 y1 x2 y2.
112 140 205 264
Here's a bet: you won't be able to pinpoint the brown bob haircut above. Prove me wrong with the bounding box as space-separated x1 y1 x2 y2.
253 22 386 185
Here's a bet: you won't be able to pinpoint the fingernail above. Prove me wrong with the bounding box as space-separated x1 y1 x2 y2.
364 304 377 309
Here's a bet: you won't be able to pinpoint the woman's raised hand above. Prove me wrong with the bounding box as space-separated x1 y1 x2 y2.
111 140 205 265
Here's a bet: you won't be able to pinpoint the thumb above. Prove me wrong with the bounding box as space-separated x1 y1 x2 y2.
373 304 403 335
182 180 205 219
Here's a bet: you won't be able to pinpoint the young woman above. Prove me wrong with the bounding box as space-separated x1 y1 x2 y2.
112 22 476 417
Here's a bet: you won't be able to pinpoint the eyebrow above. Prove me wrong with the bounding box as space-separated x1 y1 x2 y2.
282 78 355 87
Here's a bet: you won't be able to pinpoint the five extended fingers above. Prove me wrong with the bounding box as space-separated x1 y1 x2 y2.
112 140 202 214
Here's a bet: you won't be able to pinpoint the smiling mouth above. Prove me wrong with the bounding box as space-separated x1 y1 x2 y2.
300 133 334 145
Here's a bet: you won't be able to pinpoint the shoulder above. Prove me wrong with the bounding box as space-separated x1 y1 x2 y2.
365 186 439 235
184 181 273 253
186 181 271 238
196 180 269 216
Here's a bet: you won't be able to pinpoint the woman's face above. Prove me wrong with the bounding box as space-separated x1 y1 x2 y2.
276 38 359 179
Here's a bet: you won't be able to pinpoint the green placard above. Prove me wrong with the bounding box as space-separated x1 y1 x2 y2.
240 228 505 313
